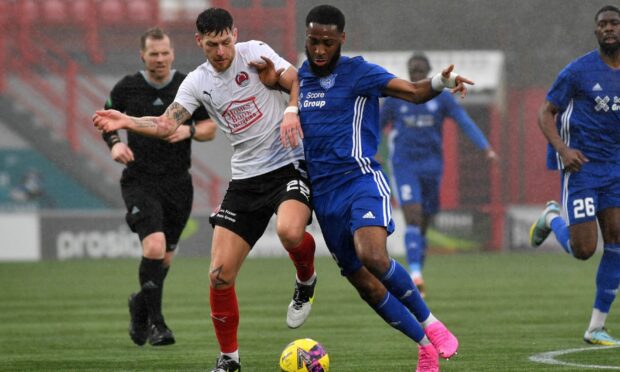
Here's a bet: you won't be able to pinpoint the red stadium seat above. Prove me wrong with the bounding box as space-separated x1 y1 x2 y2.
42 0 67 24
99 0 125 24
70 0 93 24
127 0 152 23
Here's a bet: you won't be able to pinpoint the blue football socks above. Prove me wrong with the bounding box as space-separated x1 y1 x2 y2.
594 244 620 313
405 225 424 273
381 259 431 322
373 292 425 342
550 215 572 255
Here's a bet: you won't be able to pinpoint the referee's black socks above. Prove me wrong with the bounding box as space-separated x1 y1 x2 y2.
139 257 166 325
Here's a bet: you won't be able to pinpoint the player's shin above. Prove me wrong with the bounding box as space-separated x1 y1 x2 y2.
373 292 426 342
594 244 620 314
210 286 240 353
139 257 166 325
380 258 430 322
287 231 316 282
405 225 424 275
550 216 572 254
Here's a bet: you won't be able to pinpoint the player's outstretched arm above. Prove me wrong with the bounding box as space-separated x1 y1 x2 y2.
93 103 191 138
383 64 474 103
164 118 217 143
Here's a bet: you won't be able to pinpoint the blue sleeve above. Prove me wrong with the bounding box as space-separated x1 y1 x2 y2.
546 66 575 110
380 98 395 130
353 58 396 97
443 93 489 150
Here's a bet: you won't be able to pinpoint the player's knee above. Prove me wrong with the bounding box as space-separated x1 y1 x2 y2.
142 233 166 259
163 252 174 266
358 252 390 276
571 244 597 260
601 226 620 244
277 226 305 250
351 276 385 305
208 269 235 289
402 205 423 225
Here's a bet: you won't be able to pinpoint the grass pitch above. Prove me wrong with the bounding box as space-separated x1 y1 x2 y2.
1 251 618 371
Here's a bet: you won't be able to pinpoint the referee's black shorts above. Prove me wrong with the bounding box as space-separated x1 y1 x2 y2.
121 171 193 252
209 161 312 248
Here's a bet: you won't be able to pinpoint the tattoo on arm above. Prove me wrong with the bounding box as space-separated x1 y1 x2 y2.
210 265 229 288
128 103 192 137
131 117 158 129
166 102 192 126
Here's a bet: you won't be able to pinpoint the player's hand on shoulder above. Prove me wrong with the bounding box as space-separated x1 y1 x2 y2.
110 142 134 165
249 56 284 88
93 109 127 132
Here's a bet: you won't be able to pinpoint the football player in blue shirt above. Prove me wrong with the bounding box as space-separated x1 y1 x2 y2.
278 4 472 370
380 52 498 297
530 4 620 346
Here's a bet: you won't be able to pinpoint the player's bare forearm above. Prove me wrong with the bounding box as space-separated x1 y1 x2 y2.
279 68 303 148
383 77 440 103
194 119 217 142
127 102 190 138
286 73 299 108
537 101 568 154
278 66 298 96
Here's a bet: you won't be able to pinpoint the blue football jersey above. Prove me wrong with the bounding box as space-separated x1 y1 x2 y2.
546 50 620 170
298 56 395 196
380 91 489 174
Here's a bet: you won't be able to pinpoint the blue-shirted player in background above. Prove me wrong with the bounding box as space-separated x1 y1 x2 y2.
276 5 472 371
530 4 620 346
380 52 498 297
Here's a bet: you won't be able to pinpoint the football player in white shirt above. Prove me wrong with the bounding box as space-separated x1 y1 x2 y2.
93 8 316 372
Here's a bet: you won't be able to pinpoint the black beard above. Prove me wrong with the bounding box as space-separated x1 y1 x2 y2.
305 46 341 77
599 39 620 56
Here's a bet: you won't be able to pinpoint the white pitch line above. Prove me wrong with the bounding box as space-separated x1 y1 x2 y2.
529 345 620 369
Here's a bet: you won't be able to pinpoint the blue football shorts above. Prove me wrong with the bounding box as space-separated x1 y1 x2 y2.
313 171 395 276
392 170 441 214
561 161 620 225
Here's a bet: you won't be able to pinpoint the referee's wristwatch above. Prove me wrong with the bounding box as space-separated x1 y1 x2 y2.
189 124 196 140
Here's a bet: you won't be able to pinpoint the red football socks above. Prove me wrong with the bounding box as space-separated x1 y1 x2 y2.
210 286 239 353
288 232 316 282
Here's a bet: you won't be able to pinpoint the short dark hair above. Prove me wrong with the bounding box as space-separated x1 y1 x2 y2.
408 52 431 71
305 4 345 33
196 8 233 35
595 5 620 21
140 27 170 50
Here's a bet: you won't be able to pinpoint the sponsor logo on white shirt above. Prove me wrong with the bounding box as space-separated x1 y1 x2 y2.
222 97 263 133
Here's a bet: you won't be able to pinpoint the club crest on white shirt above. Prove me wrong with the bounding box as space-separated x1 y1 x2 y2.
235 71 250 87
319 73 337 90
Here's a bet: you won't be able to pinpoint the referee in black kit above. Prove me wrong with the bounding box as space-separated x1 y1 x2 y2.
101 27 216 347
